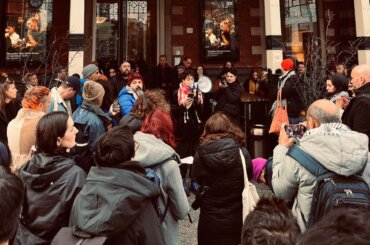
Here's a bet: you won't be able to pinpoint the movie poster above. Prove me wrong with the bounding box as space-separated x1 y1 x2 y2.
201 0 239 61
4 0 52 63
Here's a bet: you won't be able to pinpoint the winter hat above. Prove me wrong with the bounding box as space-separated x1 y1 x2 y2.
281 58 294 71
65 76 81 91
252 158 268 181
82 81 105 106
82 64 99 79
128 72 143 86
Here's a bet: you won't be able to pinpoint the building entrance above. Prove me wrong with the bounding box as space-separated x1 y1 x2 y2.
95 0 156 72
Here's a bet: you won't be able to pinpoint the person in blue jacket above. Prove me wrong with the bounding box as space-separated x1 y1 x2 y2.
118 72 144 116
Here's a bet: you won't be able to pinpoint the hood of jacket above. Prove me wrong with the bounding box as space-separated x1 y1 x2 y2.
118 86 134 98
133 131 178 167
197 138 241 173
300 123 369 176
71 162 160 235
20 153 75 191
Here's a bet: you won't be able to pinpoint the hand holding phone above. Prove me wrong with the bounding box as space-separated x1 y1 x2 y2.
284 124 306 140
187 93 194 99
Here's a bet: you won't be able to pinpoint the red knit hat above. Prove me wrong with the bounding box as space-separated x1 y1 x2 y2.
128 72 143 85
281 58 294 71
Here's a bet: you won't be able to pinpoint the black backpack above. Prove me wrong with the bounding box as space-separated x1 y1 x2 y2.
287 146 370 228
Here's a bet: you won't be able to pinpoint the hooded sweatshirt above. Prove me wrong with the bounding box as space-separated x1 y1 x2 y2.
272 123 370 232
17 153 86 242
69 162 165 245
133 132 189 245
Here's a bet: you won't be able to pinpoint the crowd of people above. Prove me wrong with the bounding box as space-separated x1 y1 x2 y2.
0 56 370 245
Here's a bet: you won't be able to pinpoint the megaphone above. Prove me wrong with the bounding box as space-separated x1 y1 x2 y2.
191 76 212 93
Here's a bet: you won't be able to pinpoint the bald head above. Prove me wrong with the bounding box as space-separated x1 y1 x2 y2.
351 64 370 90
307 99 341 127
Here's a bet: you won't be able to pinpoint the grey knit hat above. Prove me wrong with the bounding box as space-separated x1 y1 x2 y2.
82 64 99 79
82 81 105 106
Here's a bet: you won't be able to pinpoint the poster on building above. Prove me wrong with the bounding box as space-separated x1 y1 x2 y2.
201 0 239 61
4 0 53 64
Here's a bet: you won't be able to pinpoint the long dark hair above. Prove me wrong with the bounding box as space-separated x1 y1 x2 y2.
201 112 245 145
325 73 349 98
35 111 69 155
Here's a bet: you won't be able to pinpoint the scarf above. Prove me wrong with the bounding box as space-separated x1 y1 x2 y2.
81 100 112 127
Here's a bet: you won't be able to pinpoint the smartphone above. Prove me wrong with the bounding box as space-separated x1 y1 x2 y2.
284 124 306 140
112 101 119 112
187 93 194 99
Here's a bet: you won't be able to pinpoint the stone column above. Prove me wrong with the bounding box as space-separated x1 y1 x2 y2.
354 0 370 65
68 0 86 76
264 0 283 72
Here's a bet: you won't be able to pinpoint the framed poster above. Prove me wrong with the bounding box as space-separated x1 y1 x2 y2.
201 0 239 61
4 0 52 64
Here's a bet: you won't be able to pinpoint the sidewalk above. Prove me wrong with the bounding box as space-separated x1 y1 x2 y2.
179 181 273 244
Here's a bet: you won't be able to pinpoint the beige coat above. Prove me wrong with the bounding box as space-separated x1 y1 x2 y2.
7 109 45 172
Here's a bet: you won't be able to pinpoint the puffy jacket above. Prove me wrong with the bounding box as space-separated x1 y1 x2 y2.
133 132 189 245
272 123 370 232
192 138 252 245
69 162 165 245
118 86 135 116
16 153 86 243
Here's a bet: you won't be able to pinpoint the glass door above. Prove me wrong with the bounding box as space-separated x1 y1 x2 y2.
96 0 154 73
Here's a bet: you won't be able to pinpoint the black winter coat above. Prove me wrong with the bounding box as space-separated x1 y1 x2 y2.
280 72 305 117
192 138 252 245
342 82 370 150
0 100 21 143
15 153 86 244
214 81 243 124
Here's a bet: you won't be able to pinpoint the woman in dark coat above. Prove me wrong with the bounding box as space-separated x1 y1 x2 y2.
0 73 21 143
192 112 253 245
15 112 86 244
214 68 243 125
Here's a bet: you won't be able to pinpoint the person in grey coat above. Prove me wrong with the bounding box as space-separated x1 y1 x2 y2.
272 99 370 232
70 126 165 245
133 109 189 245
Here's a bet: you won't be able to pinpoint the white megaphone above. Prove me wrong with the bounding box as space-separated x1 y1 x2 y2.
191 76 212 93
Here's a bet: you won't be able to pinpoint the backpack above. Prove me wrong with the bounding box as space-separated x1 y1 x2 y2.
144 154 178 223
69 123 95 173
287 146 370 228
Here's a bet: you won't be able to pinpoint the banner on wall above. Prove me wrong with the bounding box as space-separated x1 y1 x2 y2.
201 0 239 61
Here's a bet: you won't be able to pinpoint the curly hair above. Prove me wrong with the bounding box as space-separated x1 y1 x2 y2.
21 86 50 110
131 89 170 119
200 112 245 145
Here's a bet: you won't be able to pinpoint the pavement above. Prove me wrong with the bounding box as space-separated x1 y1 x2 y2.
179 181 273 245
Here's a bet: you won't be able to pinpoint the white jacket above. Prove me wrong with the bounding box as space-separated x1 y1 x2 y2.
272 123 370 232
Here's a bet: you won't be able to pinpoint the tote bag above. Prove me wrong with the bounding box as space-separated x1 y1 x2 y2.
240 149 259 222
269 90 289 134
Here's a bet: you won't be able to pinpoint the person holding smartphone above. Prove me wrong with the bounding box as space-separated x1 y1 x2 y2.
175 70 203 195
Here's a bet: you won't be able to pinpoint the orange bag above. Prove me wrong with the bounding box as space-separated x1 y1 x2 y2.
269 90 289 134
